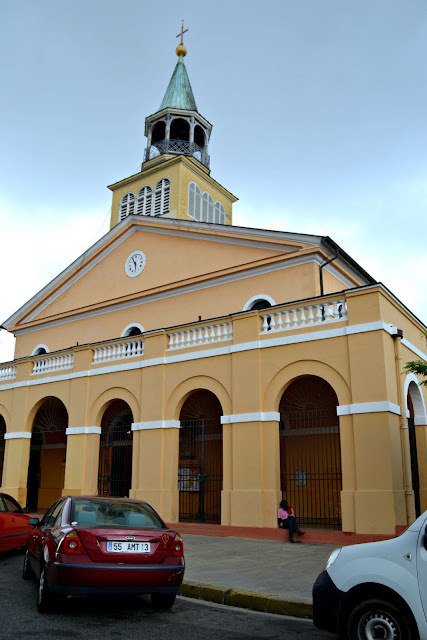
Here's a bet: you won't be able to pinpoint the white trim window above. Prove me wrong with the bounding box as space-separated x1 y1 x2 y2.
214 201 225 224
242 295 276 311
136 186 152 216
201 192 214 223
31 344 49 356
188 182 225 224
188 182 202 220
121 323 144 337
119 192 135 221
154 178 170 216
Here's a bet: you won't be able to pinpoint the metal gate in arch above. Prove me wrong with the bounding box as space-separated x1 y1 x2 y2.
279 376 342 528
178 390 223 523
98 400 133 497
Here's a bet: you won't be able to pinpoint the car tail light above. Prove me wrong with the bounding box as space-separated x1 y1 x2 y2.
168 534 184 557
58 530 87 555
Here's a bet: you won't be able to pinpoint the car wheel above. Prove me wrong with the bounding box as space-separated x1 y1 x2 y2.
347 598 412 640
37 565 53 613
23 549 33 580
151 593 177 610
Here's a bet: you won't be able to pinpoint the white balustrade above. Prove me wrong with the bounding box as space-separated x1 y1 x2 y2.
168 322 233 351
0 364 17 381
92 339 144 364
260 299 347 334
32 353 74 375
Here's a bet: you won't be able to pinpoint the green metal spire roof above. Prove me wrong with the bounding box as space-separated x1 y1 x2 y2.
159 57 198 112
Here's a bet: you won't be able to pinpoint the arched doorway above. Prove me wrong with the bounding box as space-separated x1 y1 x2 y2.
98 400 133 497
178 390 223 523
0 415 5 485
407 381 426 518
279 376 342 528
27 398 68 511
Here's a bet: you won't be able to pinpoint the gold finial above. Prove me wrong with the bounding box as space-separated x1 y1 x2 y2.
175 19 188 57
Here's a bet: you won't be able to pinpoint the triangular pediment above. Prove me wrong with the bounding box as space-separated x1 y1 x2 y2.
5 217 328 331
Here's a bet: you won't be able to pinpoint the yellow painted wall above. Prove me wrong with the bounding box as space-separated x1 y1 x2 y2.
109 156 235 228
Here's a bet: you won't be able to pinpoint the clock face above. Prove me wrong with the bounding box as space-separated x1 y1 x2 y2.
125 250 146 278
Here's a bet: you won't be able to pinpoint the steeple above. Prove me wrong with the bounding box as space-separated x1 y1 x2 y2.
143 23 212 170
107 25 237 229
158 57 198 112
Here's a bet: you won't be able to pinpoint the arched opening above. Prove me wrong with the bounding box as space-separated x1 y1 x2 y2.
0 415 5 485
250 299 272 311
170 118 190 142
407 382 424 517
152 120 166 143
194 125 205 148
33 346 48 356
279 376 341 528
178 390 223 523
124 326 142 337
98 400 133 497
27 397 68 511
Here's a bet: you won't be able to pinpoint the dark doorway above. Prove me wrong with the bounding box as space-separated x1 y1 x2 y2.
407 393 421 518
279 376 342 528
27 429 42 511
98 400 133 497
27 398 68 511
178 390 223 523
0 415 5 485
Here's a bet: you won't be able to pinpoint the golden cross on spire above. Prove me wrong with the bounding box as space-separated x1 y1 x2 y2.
176 20 188 46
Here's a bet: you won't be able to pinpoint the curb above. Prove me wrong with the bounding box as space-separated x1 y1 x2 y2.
179 580 313 619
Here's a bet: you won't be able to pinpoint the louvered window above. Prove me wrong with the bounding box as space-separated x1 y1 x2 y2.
136 186 152 216
154 178 170 216
119 192 135 221
214 201 225 224
188 182 202 220
201 192 214 223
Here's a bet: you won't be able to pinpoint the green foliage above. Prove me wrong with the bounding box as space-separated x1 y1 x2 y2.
404 360 427 387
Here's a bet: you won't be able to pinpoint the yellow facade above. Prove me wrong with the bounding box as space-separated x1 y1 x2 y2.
1 46 426 536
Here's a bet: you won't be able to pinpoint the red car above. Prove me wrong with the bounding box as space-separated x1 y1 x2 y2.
24 496 185 613
0 492 32 552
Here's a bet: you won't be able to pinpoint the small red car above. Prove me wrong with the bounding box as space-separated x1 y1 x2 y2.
24 496 185 613
0 492 32 552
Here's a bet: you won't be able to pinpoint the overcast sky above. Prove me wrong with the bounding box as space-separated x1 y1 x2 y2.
1 0 426 363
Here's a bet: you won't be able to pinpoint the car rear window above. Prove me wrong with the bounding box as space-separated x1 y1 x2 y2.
70 500 165 529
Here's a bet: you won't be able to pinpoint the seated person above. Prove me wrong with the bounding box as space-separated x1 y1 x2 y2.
277 499 305 543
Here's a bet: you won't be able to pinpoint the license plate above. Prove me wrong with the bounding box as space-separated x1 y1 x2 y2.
107 541 151 553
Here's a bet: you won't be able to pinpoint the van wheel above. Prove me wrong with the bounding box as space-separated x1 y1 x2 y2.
151 593 176 610
347 598 412 640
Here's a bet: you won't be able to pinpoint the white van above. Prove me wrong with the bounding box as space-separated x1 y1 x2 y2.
312 511 427 640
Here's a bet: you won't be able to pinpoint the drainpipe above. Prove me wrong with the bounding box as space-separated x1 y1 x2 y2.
319 248 340 296
392 327 415 525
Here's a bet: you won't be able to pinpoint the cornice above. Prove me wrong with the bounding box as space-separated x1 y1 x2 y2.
108 155 238 202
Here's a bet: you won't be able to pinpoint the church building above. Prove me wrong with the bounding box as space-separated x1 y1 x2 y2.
0 33 426 536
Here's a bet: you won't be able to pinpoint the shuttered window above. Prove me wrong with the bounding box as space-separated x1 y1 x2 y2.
188 182 225 224
119 192 135 221
188 182 202 220
201 192 214 223
136 186 152 216
214 201 225 224
154 178 170 216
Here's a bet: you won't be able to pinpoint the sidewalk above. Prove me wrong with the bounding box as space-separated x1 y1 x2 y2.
179 533 337 618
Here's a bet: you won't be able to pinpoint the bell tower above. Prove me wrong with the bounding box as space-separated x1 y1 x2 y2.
108 24 237 229
143 22 212 171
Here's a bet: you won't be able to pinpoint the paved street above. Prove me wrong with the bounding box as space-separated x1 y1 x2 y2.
0 550 338 640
